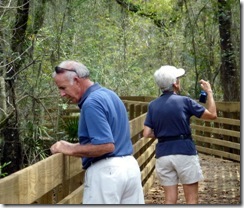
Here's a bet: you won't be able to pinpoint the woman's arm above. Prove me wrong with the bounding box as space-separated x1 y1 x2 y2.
199 79 217 120
143 125 155 138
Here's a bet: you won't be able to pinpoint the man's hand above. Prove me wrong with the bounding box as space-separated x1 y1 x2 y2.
50 140 75 155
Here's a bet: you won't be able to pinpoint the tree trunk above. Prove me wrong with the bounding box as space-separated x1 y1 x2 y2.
1 0 30 176
0 77 6 123
1 0 47 176
218 0 240 101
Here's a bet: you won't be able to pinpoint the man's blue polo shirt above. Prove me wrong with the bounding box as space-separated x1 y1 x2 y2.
78 83 133 169
144 92 205 158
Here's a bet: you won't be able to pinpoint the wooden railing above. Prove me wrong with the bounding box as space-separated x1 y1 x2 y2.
0 110 155 204
191 102 240 161
0 97 240 204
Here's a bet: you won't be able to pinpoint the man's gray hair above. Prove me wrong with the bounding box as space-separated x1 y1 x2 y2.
59 60 90 78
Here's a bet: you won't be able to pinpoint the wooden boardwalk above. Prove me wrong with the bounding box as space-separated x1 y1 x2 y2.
144 153 240 205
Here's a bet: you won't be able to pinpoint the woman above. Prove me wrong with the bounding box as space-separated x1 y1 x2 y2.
143 65 217 204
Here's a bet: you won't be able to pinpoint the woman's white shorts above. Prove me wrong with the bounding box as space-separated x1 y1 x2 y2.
155 154 204 186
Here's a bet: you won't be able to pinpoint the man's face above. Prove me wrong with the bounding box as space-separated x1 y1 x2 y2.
54 73 81 103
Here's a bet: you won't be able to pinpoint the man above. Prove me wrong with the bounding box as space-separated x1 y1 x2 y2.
143 65 217 204
50 60 144 204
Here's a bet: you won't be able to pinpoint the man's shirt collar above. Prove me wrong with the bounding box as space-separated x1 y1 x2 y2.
78 83 101 109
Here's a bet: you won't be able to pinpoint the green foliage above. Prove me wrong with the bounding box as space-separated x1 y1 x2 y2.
22 121 51 165
60 116 79 143
28 0 239 99
0 161 11 178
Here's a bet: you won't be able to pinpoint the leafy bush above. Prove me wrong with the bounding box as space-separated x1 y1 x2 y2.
60 116 79 143
0 161 11 178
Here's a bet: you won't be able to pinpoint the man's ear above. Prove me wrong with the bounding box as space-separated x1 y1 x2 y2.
74 76 80 85
74 76 79 82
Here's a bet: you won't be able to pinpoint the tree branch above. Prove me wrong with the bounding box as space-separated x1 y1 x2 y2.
114 0 168 33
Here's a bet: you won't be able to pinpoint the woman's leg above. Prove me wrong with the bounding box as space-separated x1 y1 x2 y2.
182 182 199 204
163 185 178 204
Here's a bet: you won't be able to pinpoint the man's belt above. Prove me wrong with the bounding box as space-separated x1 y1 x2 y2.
158 134 192 143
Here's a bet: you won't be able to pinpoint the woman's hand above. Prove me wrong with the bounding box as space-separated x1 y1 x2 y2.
199 79 212 93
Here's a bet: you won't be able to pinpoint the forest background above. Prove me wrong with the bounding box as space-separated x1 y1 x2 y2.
0 0 241 176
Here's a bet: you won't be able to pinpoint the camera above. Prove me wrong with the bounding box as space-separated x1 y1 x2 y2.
199 90 207 103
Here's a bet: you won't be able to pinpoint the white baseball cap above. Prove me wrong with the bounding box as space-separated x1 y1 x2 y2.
154 65 185 90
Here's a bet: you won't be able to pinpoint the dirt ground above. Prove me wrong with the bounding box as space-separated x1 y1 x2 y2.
144 153 241 205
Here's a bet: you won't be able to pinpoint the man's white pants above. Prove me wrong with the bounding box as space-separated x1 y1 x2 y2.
82 155 145 204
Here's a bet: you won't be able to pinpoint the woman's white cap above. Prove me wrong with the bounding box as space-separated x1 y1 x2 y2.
154 65 185 90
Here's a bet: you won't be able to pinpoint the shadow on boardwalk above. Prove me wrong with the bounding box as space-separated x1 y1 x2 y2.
144 153 240 204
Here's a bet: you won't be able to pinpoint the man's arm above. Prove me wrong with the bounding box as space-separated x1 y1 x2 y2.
50 140 115 157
